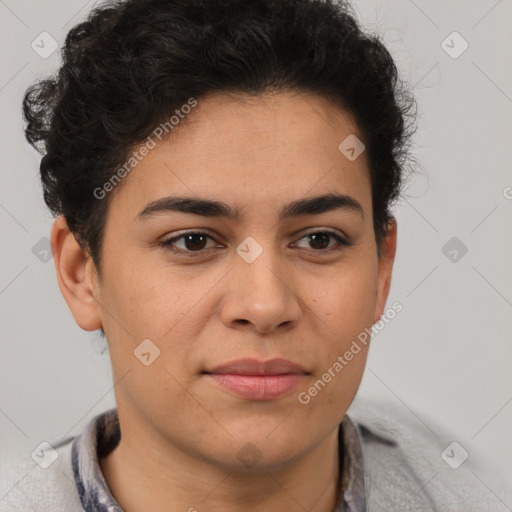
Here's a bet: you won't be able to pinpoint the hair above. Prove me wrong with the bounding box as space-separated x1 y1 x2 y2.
23 0 415 278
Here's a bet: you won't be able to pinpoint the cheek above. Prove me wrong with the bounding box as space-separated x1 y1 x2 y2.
302 350 369 426
98 260 216 376
100 258 181 331
314 263 378 339
301 261 376 397
295 304 370 425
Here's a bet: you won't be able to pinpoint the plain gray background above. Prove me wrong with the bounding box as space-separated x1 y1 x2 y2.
1 0 511 501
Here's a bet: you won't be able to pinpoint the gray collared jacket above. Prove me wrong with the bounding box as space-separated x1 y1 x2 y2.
1 399 510 511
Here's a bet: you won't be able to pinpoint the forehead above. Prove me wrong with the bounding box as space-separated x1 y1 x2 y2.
108 91 371 218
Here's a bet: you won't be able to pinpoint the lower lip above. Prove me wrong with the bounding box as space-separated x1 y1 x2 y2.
205 373 306 400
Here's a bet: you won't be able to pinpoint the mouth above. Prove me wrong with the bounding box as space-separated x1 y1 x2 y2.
202 358 309 401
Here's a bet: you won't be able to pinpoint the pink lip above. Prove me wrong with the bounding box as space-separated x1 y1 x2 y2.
203 358 308 401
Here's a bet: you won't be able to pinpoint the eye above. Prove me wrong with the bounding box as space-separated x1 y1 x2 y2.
159 229 351 257
293 230 351 251
159 232 220 255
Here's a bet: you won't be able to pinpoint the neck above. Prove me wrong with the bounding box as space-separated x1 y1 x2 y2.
100 413 342 512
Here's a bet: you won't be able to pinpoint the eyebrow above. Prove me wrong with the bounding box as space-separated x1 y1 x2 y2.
136 193 364 221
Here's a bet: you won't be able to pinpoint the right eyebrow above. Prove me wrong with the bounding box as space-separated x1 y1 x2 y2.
136 193 364 221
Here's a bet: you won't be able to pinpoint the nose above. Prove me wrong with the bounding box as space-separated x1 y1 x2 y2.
219 241 302 335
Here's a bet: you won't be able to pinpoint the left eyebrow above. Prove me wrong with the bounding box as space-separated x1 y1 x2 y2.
136 193 364 221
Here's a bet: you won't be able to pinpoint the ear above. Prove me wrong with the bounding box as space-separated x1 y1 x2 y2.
50 215 103 331
372 218 398 324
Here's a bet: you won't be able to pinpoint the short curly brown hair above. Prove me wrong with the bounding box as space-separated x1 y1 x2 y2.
23 0 415 275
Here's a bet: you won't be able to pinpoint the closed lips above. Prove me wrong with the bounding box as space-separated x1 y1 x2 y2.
204 358 309 376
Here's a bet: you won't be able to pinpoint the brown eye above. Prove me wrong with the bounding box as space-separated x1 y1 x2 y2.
294 230 351 251
309 232 331 250
160 232 218 254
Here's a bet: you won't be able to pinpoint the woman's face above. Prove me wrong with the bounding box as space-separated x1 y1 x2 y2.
78 91 396 470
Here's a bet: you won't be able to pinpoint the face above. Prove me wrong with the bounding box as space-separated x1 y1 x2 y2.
56 91 396 471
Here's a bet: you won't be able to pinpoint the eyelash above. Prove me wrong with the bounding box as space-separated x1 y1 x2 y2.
159 230 352 257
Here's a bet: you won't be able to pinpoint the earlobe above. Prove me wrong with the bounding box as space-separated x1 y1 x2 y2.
373 219 398 324
50 215 103 331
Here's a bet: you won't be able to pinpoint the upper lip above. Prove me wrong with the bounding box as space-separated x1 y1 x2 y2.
204 358 308 376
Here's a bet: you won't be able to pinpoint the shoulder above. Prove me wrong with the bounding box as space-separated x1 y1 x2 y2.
347 398 512 512
0 436 84 512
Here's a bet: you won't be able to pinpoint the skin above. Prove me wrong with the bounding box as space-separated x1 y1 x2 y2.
51 91 397 512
